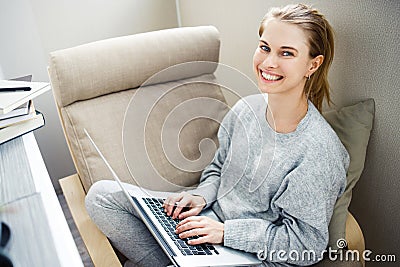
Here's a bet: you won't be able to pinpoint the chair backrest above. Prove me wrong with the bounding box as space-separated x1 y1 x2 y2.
48 26 229 193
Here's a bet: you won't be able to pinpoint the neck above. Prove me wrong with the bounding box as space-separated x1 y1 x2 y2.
266 93 309 133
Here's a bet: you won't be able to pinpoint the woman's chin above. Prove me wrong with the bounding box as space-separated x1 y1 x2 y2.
257 85 274 94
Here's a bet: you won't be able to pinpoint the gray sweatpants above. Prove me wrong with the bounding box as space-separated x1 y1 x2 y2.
85 180 173 267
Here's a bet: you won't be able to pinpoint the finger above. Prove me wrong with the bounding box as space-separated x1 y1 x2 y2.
176 216 202 228
187 235 208 245
163 199 174 216
178 207 202 219
163 196 174 209
172 197 191 219
171 200 187 219
163 195 182 216
175 220 203 234
178 227 207 239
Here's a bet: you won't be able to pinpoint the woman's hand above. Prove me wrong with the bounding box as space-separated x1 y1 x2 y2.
163 192 206 219
175 216 224 245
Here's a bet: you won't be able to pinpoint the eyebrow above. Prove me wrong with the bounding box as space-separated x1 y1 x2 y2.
259 40 298 52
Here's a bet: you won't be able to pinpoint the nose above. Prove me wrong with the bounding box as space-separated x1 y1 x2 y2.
263 53 278 69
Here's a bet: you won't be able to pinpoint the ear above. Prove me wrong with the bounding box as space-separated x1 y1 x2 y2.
307 55 324 77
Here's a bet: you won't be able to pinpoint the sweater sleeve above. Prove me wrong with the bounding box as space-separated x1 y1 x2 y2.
187 99 245 208
224 147 348 266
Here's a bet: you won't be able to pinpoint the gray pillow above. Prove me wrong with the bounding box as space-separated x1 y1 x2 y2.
323 99 375 249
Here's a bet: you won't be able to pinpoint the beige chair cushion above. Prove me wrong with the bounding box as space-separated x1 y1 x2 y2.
49 26 220 108
62 74 228 192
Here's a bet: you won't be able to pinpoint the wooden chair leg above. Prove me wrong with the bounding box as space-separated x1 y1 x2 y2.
346 212 366 267
60 174 121 267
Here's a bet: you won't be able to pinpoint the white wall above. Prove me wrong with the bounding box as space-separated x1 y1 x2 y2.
0 0 178 192
0 65 4 79
179 1 261 100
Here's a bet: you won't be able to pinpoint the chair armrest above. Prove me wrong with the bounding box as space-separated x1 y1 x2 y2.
60 174 121 267
346 212 365 267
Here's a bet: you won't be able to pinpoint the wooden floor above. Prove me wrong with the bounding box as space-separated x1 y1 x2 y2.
57 193 94 267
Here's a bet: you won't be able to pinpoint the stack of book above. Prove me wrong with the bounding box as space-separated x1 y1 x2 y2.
0 79 50 144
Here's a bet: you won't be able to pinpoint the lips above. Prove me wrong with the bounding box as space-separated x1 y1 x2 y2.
260 70 283 81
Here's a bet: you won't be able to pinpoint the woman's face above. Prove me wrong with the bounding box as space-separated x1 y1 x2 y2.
253 19 318 97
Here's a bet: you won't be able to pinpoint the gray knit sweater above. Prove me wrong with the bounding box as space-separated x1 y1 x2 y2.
189 94 349 266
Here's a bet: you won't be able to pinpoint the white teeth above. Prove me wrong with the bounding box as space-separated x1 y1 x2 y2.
261 71 281 81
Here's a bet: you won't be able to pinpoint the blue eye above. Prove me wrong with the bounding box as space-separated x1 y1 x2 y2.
260 45 270 52
282 51 294 56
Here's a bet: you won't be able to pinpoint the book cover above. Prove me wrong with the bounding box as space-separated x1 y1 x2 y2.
0 80 50 115
0 101 35 128
0 101 31 120
0 111 45 145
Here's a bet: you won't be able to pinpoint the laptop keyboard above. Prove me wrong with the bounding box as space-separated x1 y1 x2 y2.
143 198 219 256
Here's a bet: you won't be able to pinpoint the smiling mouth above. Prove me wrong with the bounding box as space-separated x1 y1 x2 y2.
261 70 283 81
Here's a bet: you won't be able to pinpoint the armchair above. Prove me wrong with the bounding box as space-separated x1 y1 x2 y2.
48 26 365 267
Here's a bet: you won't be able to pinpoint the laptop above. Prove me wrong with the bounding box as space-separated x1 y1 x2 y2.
84 129 262 267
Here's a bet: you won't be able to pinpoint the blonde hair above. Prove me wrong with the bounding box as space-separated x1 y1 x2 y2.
259 4 335 112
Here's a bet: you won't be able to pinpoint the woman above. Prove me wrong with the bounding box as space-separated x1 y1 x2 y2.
86 4 349 266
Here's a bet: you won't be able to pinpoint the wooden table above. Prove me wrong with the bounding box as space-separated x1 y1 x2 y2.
0 133 83 267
